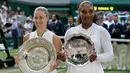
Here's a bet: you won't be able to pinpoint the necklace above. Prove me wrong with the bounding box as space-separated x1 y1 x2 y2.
36 29 47 37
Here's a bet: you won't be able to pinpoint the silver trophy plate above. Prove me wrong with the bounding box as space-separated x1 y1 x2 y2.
18 37 56 73
64 33 96 67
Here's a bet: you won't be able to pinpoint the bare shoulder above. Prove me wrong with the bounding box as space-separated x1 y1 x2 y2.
53 35 62 52
23 34 30 43
53 35 62 46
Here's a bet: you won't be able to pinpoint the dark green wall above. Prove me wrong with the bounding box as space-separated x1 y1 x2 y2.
6 0 130 23
7 1 31 16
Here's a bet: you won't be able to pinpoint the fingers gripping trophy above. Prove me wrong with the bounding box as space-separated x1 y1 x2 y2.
17 6 65 73
18 37 57 73
64 33 96 67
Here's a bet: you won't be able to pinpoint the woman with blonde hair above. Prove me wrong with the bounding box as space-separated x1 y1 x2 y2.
15 6 65 73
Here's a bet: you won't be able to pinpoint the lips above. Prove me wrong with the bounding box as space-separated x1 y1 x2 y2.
82 17 91 21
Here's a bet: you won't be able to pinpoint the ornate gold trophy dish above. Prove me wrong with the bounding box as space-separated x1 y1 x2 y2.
18 37 56 73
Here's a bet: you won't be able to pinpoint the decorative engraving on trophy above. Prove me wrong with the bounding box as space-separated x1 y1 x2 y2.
65 34 95 67
19 47 28 59
18 38 57 73
26 47 49 71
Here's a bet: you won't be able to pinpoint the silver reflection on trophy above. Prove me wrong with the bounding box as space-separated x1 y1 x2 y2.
18 37 56 73
64 33 95 67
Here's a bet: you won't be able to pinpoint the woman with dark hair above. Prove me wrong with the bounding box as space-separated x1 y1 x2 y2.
76 1 97 25
64 1 113 73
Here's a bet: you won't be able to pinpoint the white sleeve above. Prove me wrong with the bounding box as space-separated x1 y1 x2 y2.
64 26 77 42
64 29 71 43
97 28 114 62
64 26 79 42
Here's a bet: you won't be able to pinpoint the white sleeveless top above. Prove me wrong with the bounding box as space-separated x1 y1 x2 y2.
29 29 57 73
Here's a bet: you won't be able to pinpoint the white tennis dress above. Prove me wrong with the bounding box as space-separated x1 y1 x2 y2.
29 29 57 73
65 23 114 73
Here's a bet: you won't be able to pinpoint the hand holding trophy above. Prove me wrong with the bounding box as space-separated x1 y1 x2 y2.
18 37 57 73
57 52 66 62
64 33 96 67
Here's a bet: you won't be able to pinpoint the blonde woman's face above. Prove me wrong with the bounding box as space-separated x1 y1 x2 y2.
34 11 48 29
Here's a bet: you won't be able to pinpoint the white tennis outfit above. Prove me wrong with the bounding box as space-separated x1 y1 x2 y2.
65 23 114 73
29 29 57 73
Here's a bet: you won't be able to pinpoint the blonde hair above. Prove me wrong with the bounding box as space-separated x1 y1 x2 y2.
34 6 49 17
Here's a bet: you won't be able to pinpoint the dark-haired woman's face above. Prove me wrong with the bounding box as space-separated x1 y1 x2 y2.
79 4 94 24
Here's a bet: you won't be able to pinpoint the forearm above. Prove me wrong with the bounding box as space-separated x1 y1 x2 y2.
50 60 61 71
97 40 114 62
97 51 113 62
98 28 114 62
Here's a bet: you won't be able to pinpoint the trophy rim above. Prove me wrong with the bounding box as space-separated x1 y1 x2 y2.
64 33 95 67
18 37 57 73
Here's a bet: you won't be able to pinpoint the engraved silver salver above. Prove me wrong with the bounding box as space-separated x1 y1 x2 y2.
64 33 96 67
18 37 56 73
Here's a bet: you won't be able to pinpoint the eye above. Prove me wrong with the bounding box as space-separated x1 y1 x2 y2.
40 16 44 19
34 17 37 20
81 10 86 14
89 9 93 14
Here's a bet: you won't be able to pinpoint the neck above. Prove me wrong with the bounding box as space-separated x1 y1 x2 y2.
114 21 118 24
36 28 47 37
82 22 93 29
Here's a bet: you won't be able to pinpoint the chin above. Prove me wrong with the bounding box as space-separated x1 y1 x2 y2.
83 21 91 24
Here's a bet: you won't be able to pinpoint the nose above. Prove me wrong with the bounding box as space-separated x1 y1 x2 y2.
85 12 91 17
